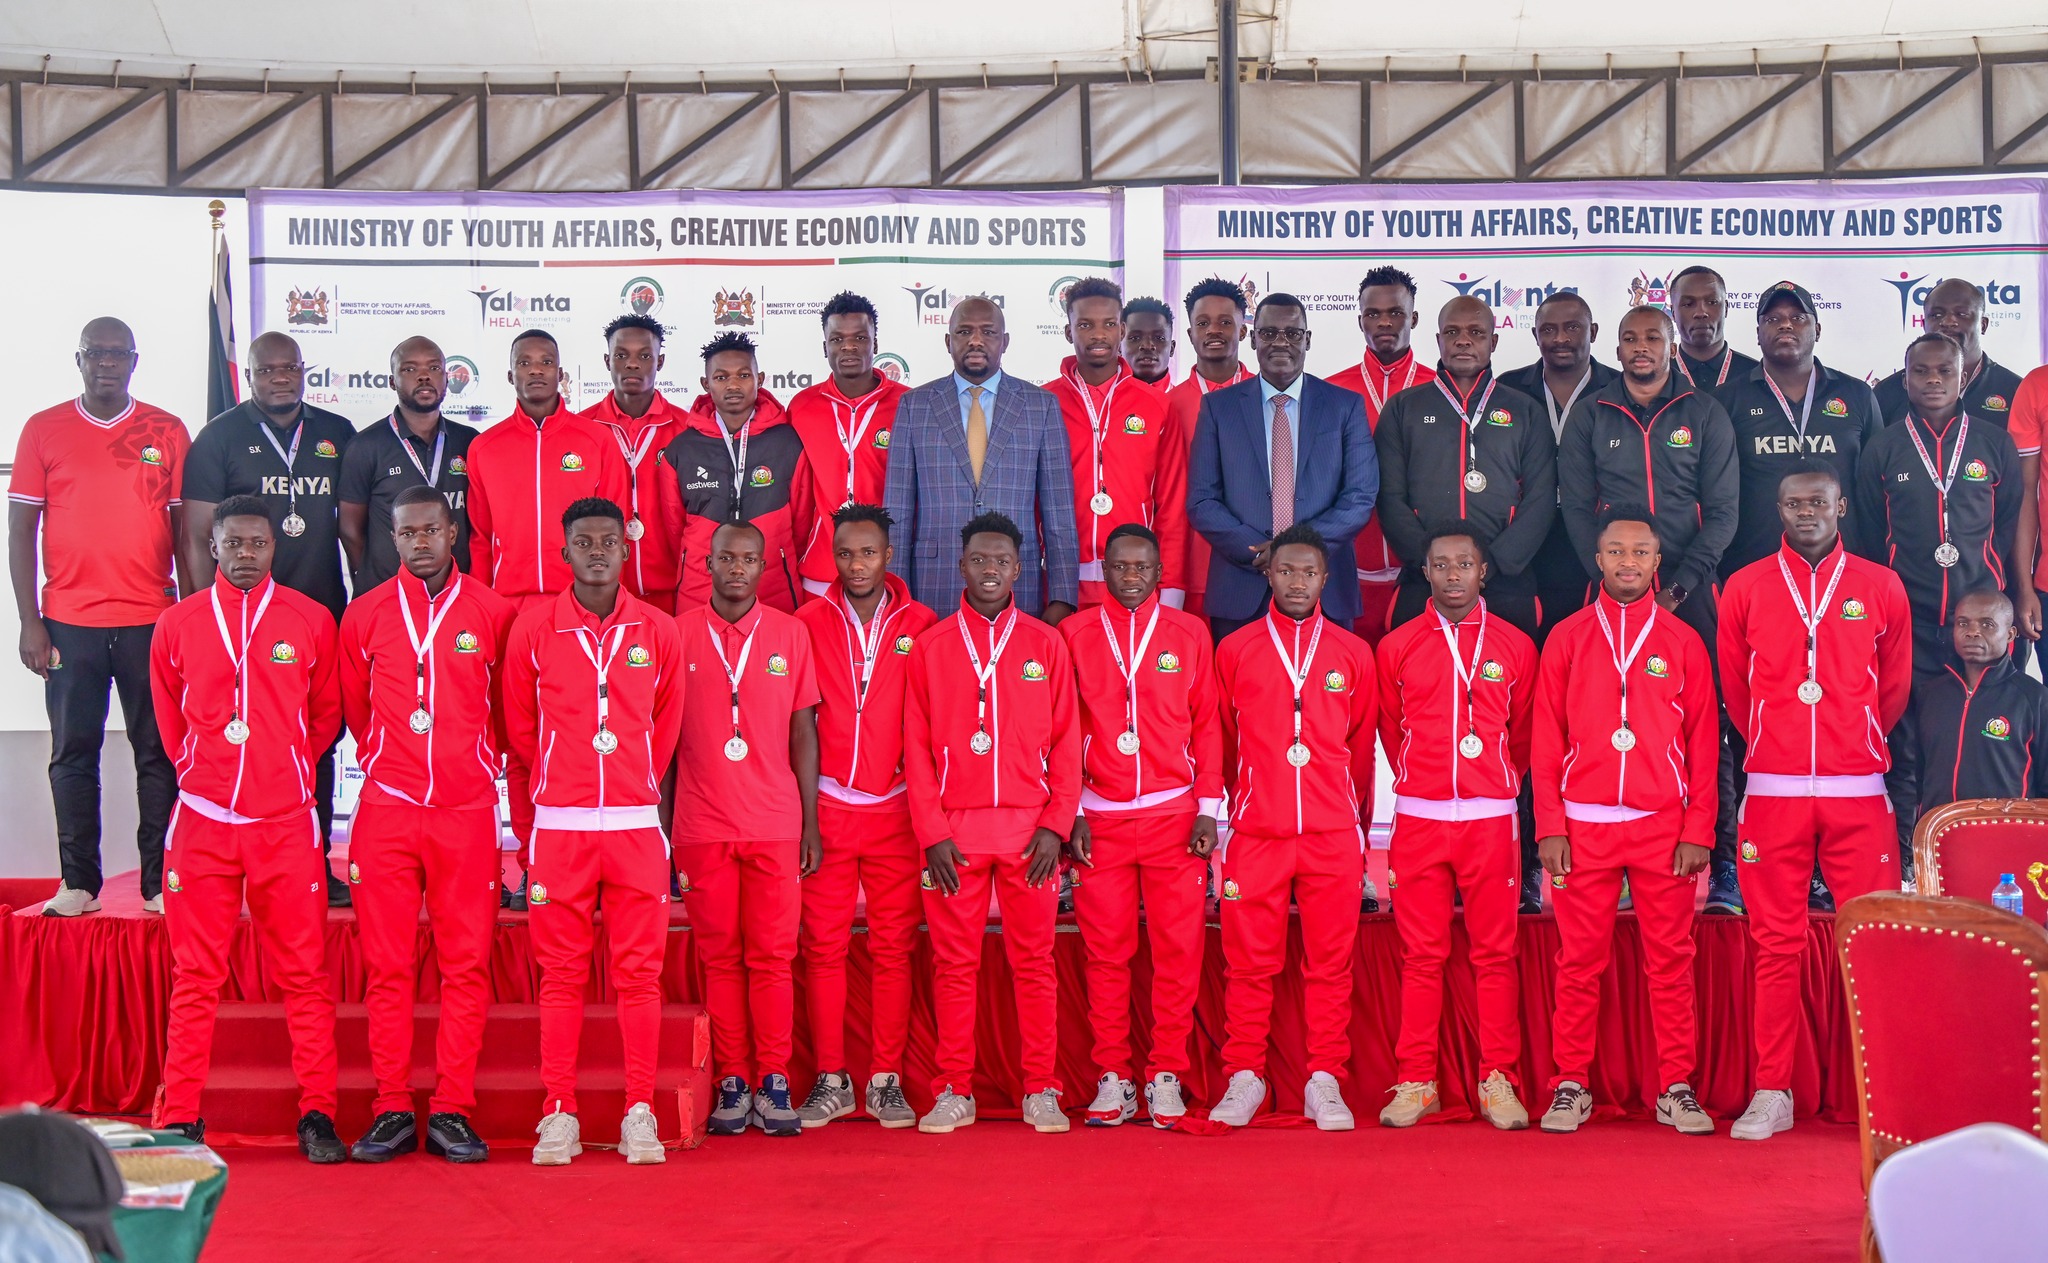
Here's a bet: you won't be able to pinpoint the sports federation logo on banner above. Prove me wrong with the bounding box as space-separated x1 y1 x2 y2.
621 276 664 317
445 356 479 397
875 352 910 383
1626 271 1672 310
286 285 331 326
713 287 757 327
1049 276 1081 312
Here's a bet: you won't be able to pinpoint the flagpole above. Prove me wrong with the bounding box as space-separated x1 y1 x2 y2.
206 199 239 417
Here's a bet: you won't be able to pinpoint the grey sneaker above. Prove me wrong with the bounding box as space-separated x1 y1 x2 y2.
918 1086 976 1134
867 1073 917 1129
798 1071 856 1128
708 1076 751 1136
1539 1081 1592 1134
1657 1083 1715 1136
41 883 100 917
1021 1088 1070 1133
1208 1070 1266 1127
752 1073 801 1137
1084 1073 1136 1127
531 1110 580 1166
619 1101 665 1164
1145 1072 1187 1128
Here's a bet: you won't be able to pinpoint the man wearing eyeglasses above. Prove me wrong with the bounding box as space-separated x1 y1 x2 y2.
10 317 190 917
181 330 357 905
1188 293 1379 643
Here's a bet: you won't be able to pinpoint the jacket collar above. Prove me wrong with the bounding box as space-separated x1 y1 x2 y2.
551 586 643 635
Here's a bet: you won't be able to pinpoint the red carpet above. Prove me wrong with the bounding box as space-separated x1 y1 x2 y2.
201 1119 1865 1262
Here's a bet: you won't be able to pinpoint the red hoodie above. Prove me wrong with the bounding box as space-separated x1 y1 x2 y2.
501 587 685 845
1061 593 1223 815
464 403 630 602
1533 590 1719 843
1164 364 1253 609
786 377 909 589
151 575 342 823
1375 598 1535 810
1216 611 1377 840
580 391 690 604
903 599 1083 853
339 569 517 812
1327 348 1436 577
794 573 938 808
1719 539 1913 788
655 390 813 613
1044 357 1189 606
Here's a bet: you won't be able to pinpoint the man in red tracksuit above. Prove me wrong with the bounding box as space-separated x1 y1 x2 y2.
789 292 910 598
657 332 814 612
1720 462 1912 1141
1327 266 1435 646
1210 522 1377 1131
149 496 345 1162
582 315 689 613
502 496 684 1167
904 511 1083 1135
1531 508 1719 1137
466 330 630 611
1164 278 1256 620
339 485 516 1164
1375 523 1536 1132
674 520 822 1138
1062 523 1222 1128
791 502 937 1130
1046 277 1190 609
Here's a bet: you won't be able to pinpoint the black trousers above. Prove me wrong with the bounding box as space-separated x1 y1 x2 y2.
45 620 177 898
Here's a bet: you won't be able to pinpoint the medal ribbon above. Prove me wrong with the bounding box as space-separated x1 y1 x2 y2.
210 579 277 731
705 610 760 744
1541 366 1594 442
1675 346 1735 390
840 589 892 714
956 607 1020 743
256 418 304 522
1433 599 1489 742
1358 351 1419 417
830 387 888 506
719 411 756 519
1264 611 1326 751
1761 363 1819 450
1099 601 1161 748
1776 550 1849 691
1903 411 1972 551
1195 364 1254 394
1592 596 1658 734
609 419 666 525
398 573 463 722
1434 373 1498 501
1067 365 1127 514
389 413 447 488
570 620 629 739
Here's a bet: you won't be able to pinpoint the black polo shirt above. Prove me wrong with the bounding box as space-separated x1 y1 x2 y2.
1873 355 2024 429
1674 344 1759 394
1713 360 1883 576
185 401 356 617
337 411 478 595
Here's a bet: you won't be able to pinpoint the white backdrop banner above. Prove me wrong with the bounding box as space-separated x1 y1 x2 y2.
248 187 1125 420
1164 179 2048 384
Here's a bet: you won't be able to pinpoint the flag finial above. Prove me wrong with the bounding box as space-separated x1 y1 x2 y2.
207 198 225 231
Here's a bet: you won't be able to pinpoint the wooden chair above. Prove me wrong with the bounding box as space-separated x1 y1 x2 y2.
1837 892 2048 1261
1912 798 2048 920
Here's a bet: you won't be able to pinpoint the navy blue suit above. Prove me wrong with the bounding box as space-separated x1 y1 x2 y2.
1187 373 1379 623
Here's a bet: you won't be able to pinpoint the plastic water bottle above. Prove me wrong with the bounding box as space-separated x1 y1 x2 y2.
1993 874 2025 917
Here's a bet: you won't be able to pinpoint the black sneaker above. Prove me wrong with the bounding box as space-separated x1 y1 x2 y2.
1808 870 1835 913
1518 865 1543 914
161 1120 205 1143
503 872 528 912
1704 862 1744 915
298 1110 347 1164
326 870 352 908
349 1110 417 1162
425 1112 489 1163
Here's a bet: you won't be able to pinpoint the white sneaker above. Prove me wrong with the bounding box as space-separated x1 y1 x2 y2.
619 1101 664 1163
41 883 100 917
140 895 164 915
1085 1072 1137 1127
1145 1072 1187 1127
1729 1089 1794 1141
531 1109 581 1165
1304 1070 1355 1131
917 1086 976 1135
1208 1070 1266 1127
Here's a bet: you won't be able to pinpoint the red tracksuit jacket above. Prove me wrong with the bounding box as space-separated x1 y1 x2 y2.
1165 365 1253 607
794 574 938 808
581 391 689 603
151 575 342 822
338 569 517 812
465 404 630 602
501 588 685 843
1044 358 1189 605
1327 349 1437 577
1532 591 1720 844
1719 540 1913 782
787 377 909 587
1061 594 1224 815
1216 612 1377 839
656 390 813 613
903 599 1084 853
1374 599 1535 806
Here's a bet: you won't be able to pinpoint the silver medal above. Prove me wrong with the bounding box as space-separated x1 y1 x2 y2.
969 730 994 756
281 512 307 538
626 517 645 541
1116 730 1141 756
1934 541 1960 568
1610 726 1636 752
593 727 619 755
223 717 250 745
1286 741 1311 768
1798 678 1824 705
724 735 749 762
409 708 433 735
1090 490 1114 516
1463 469 1488 494
1458 733 1484 759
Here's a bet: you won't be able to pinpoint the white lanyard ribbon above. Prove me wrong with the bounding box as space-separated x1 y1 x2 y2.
1593 598 1658 731
1541 367 1594 441
956 607 1020 740
210 580 277 726
829 389 888 505
610 418 666 519
1435 374 1498 489
719 411 756 515
1433 601 1489 739
840 591 891 713
398 574 462 717
1762 363 1819 449
1903 412 1972 547
1099 601 1161 743
1067 367 1125 507
256 419 304 516
706 610 760 742
1196 365 1252 394
1265 612 1326 746
1676 347 1735 389
571 620 629 736
389 413 447 488
1777 551 1849 687
1358 353 1419 416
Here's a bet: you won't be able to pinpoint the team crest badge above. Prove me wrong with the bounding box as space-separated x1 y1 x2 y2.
893 635 914 654
527 882 549 906
749 465 774 488
314 439 340 458
1964 460 1990 481
1221 878 1242 901
448 456 468 475
676 871 691 894
1740 840 1759 863
1021 659 1047 681
348 862 362 885
560 452 585 472
270 641 297 664
1386 870 1397 891
1155 651 1181 674
1480 660 1505 682
874 429 891 449
1646 655 1670 678
1983 716 2013 741
1323 670 1346 692
140 445 165 466
166 870 181 894
1841 599 1867 620
1822 398 1848 417
920 869 937 891
766 654 789 676
1485 408 1514 426
1123 415 1147 435
454 631 480 653
627 644 652 667
1666 426 1694 448
1986 395 2009 411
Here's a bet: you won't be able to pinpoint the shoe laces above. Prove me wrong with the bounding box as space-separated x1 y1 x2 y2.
1091 1076 1126 1107
621 1107 659 1145
364 1111 412 1142
429 1113 479 1144
1307 1077 1346 1110
801 1076 843 1109
536 1112 576 1142
1664 1086 1704 1115
1547 1083 1585 1113
1387 1080 1434 1105
872 1079 910 1112
717 1078 749 1107
1478 1072 1516 1108
1220 1075 1259 1107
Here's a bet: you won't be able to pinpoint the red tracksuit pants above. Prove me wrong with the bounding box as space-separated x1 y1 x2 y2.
156 805 337 1125
676 835 800 1084
1220 828 1365 1079
1391 812 1521 1086
1549 809 1699 1094
1073 807 1207 1080
349 798 499 1116
528 826 669 1115
1355 576 1400 647
1740 792 1895 1090
799 800 923 1077
921 808 1061 1098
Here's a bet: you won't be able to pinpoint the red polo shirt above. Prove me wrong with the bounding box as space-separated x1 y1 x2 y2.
674 600 820 846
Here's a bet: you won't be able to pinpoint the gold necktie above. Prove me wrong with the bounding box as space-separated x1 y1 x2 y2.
966 385 989 484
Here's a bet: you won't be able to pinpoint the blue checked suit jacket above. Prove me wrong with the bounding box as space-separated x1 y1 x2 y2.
883 372 1080 614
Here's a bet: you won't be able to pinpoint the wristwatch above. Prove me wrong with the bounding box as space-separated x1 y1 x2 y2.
1663 583 1689 607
